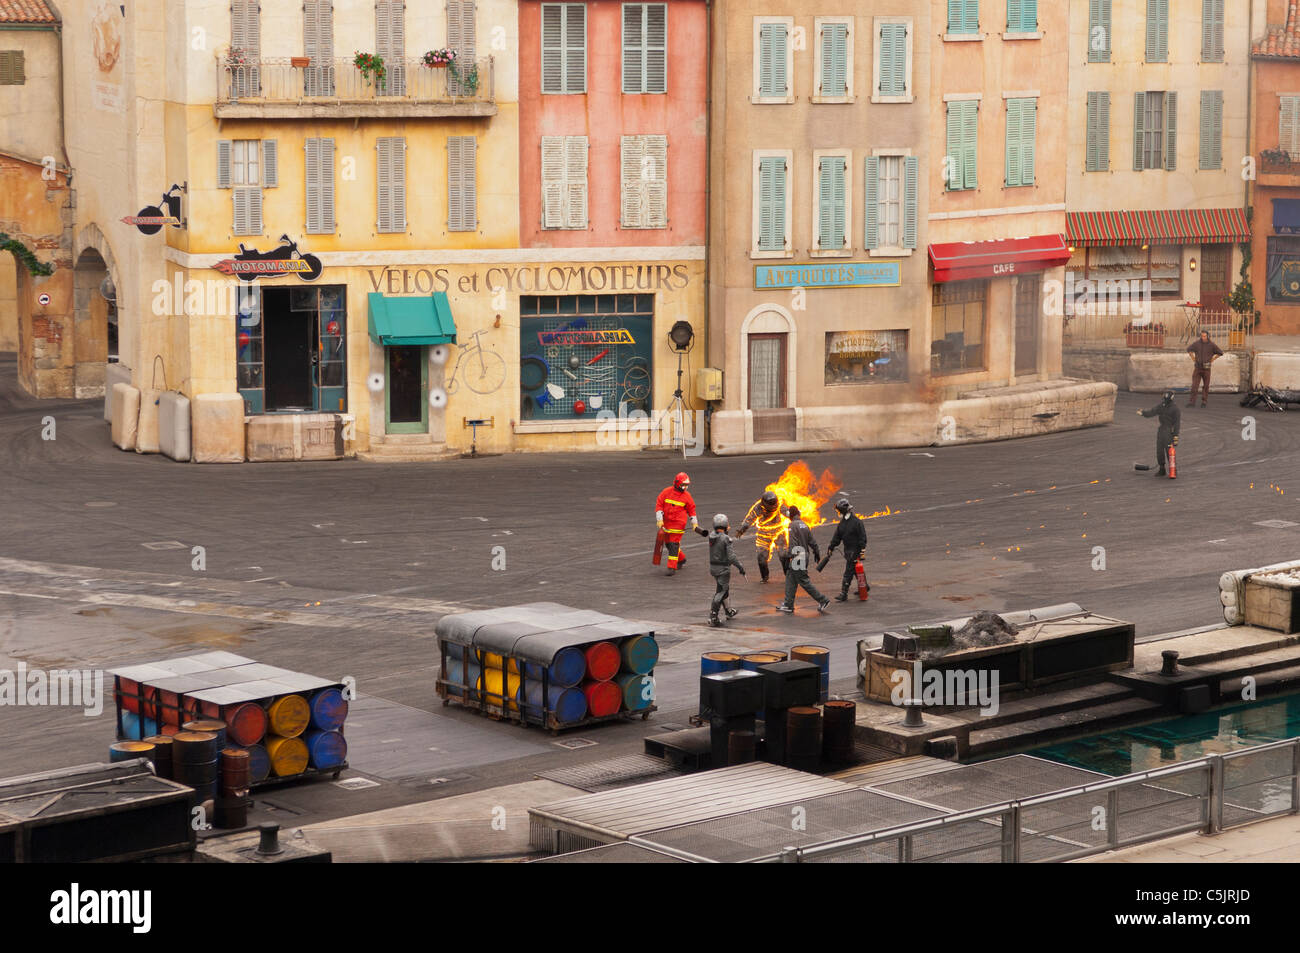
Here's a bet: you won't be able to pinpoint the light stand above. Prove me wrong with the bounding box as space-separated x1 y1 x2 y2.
666 321 695 459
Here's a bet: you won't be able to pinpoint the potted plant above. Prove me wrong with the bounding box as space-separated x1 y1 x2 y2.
353 51 387 89
1124 320 1166 348
226 47 248 66
1262 147 1291 166
1226 234 1261 348
291 55 310 68
447 58 479 94
423 48 457 68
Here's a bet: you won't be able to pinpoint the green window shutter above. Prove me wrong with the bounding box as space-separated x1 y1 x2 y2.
880 23 907 97
903 155 918 250
1202 0 1224 62
565 4 587 94
1146 0 1168 63
1199 91 1223 169
828 157 846 249
819 23 848 97
963 0 979 33
758 156 786 250
1088 0 1111 62
947 0 962 32
759 23 788 98
946 103 964 190
864 156 880 249
961 101 978 189
1164 90 1178 171
1133 91 1147 170
1008 0 1036 32
1020 99 1036 184
1086 91 1110 171
1006 99 1022 186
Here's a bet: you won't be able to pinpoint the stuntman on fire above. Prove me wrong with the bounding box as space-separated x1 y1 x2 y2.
736 490 788 582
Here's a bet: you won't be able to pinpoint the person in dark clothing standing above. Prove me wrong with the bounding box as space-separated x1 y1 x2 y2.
1186 331 1224 407
824 498 869 602
777 507 830 614
695 514 746 627
1138 390 1181 476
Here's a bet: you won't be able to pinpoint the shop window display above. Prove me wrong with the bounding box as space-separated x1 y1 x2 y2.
824 330 908 384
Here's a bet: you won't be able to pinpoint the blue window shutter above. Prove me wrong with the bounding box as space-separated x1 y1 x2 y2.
962 101 978 189
903 155 918 250
880 23 907 97
864 156 880 249
759 156 787 250
819 23 847 97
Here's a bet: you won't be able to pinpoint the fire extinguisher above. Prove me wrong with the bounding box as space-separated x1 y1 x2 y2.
1168 443 1177 479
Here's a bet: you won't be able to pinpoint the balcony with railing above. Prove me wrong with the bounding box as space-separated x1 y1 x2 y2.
215 57 496 119
1259 148 1300 188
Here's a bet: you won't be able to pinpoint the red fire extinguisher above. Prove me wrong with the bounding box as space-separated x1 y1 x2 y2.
855 560 869 600
1168 444 1177 479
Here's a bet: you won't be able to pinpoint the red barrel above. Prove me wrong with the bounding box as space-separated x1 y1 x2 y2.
583 680 622 718
223 702 268 746
583 642 621 682
219 747 250 793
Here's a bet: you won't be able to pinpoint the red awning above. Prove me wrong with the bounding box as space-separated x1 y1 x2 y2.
1067 208 1250 247
928 234 1071 283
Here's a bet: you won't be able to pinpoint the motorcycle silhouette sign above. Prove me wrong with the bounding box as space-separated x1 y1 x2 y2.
122 183 186 234
214 235 323 283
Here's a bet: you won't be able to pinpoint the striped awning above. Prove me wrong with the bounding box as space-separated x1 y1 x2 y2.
1067 209 1250 247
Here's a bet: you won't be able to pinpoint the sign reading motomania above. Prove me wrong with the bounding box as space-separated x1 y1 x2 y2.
367 264 692 296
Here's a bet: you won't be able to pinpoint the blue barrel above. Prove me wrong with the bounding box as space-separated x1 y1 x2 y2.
110 740 156 763
617 673 654 711
521 646 586 688
303 729 348 769
701 652 741 676
444 656 482 698
620 636 659 675
791 645 831 703
310 688 349 731
519 681 588 725
119 709 159 740
242 743 271 783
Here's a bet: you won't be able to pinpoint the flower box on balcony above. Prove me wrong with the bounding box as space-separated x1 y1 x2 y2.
1125 331 1165 348
291 56 310 68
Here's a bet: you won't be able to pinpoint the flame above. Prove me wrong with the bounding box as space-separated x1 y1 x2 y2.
756 461 898 556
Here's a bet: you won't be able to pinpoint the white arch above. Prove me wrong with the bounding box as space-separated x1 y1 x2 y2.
738 302 796 411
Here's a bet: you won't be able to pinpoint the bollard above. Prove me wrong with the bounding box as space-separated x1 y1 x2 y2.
1161 650 1180 676
256 821 284 855
903 698 925 728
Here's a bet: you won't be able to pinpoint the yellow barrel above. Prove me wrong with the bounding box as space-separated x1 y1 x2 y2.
479 667 521 711
479 652 520 673
264 734 309 777
266 695 310 739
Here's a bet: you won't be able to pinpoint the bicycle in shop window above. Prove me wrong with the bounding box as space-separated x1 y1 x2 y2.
446 327 508 396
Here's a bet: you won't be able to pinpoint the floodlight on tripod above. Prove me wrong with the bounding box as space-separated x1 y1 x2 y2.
666 321 695 457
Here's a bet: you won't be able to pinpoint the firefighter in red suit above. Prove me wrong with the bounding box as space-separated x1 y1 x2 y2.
655 472 698 575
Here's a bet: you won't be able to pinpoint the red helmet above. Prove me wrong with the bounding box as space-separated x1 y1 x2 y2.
675 472 690 487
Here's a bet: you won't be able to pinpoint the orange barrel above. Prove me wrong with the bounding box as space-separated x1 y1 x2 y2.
264 735 309 777
180 695 203 726
616 673 654 712
172 730 219 801
583 679 622 718
791 645 831 703
109 740 155 764
619 635 659 675
144 734 174 779
223 702 268 747
117 678 158 719
583 642 621 682
183 719 227 754
241 743 271 783
219 747 250 793
479 651 520 673
303 730 348 770
266 695 310 738
480 666 521 712
785 707 822 773
822 700 857 763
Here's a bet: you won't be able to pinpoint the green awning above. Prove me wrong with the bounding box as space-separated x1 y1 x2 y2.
368 291 458 346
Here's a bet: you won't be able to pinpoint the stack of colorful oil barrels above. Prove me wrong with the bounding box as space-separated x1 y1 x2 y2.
435 605 659 731
108 653 349 790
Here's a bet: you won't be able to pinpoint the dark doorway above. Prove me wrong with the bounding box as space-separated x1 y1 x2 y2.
263 287 313 410
1014 274 1042 376
1200 244 1231 313
386 345 426 431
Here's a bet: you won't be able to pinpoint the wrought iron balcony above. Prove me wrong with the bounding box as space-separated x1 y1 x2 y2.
215 57 496 119
1260 149 1300 182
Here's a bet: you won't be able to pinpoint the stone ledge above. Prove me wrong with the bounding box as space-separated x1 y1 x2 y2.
1129 351 1242 393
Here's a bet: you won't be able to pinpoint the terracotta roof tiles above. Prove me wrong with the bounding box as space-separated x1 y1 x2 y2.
0 0 59 24
1255 0 1300 58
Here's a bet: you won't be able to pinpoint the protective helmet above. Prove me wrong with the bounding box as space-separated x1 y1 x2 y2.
675 471 691 488
1162 390 1175 403
713 513 729 530
835 499 853 515
761 490 778 508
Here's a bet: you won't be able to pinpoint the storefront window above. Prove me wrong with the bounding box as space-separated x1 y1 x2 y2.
825 330 908 384
1267 236 1300 304
1078 246 1181 298
931 280 986 374
519 294 655 421
236 284 347 414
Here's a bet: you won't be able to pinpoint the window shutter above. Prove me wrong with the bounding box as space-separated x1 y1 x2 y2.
542 5 563 93
541 137 565 227
758 156 786 250
1133 91 1146 170
448 0 476 96
645 5 666 94
1088 0 1110 62
646 135 667 227
880 23 907 97
1202 0 1224 62
864 156 879 250
233 186 262 235
232 186 247 234
771 23 788 96
1087 91 1110 171
963 0 979 33
304 1 335 95
376 1 406 95
817 159 833 250
623 5 644 94
1282 98 1300 155
947 0 962 32
394 138 407 231
1008 0 1022 30
819 23 847 97
946 104 962 189
1146 0 1167 62
305 138 335 233
447 136 477 231
377 137 406 232
903 155 918 250
0 53 10 85
1164 90 1178 171
1199 91 1223 169
961 101 978 189
1018 0 1037 31
261 139 278 187
217 140 233 188
621 135 645 227
1020 99 1036 184
565 136 588 229
758 25 774 96
305 139 321 232
1006 99 1022 186
565 4 587 94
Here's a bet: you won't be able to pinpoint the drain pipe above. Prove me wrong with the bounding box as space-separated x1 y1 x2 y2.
703 0 715 450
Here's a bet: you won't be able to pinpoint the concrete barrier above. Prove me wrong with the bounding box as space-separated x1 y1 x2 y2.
158 392 191 462
1129 351 1242 393
191 393 245 464
939 381 1117 445
110 382 139 451
103 363 131 422
245 413 355 462
1255 353 1300 391
136 388 161 454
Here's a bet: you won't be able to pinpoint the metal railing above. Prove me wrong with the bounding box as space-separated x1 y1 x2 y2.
759 737 1300 863
1260 151 1300 176
1064 306 1253 351
218 56 494 105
